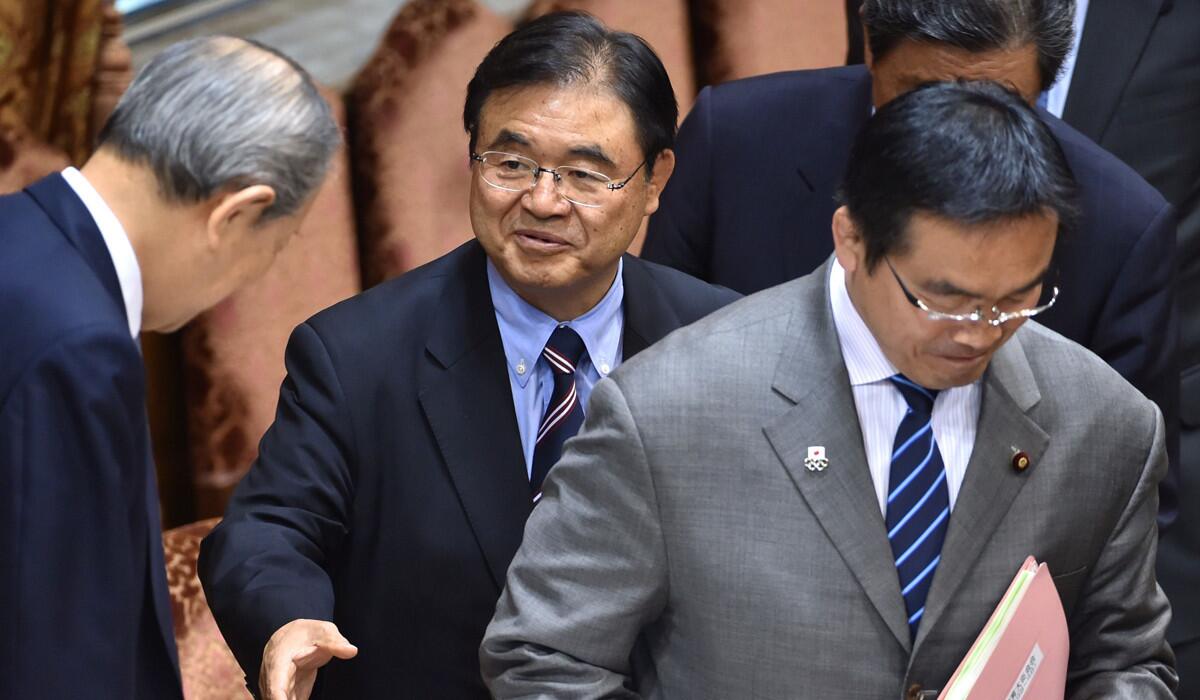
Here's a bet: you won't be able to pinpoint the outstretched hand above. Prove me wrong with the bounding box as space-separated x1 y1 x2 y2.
260 619 358 700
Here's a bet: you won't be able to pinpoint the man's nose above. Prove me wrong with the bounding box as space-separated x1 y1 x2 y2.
523 171 570 217
949 318 1007 350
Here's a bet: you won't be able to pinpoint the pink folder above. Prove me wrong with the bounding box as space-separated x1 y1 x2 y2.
938 556 1069 700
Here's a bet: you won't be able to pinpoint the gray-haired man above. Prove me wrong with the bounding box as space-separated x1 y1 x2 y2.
0 36 338 699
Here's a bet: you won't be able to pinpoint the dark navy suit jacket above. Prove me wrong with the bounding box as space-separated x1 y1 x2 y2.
1058 0 1200 654
0 174 182 699
643 65 1180 522
198 240 738 698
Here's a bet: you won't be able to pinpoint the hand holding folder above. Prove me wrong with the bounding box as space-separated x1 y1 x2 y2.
939 556 1068 700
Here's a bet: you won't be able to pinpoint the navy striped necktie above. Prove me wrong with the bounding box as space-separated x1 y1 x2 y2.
886 374 950 640
530 325 587 502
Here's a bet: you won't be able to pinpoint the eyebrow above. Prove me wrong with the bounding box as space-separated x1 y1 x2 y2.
565 144 616 168
921 265 1052 300
485 129 616 168
487 129 530 150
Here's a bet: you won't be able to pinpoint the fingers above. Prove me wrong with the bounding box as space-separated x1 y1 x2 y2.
292 672 318 700
261 650 294 700
313 622 359 659
260 619 357 700
290 644 357 672
291 623 357 668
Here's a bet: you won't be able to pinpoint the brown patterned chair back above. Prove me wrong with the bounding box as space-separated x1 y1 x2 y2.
691 0 848 85
0 0 132 193
0 126 70 195
163 518 252 699
347 0 512 286
523 0 696 116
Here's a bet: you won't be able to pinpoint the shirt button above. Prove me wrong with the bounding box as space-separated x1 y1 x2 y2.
599 362 611 374
516 360 527 376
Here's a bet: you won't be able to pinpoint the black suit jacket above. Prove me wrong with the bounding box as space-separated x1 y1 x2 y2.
1064 0 1200 652
198 240 738 698
0 175 182 699
642 65 1180 521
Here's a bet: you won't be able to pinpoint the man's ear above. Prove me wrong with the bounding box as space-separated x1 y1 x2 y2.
832 205 867 273
642 148 675 217
206 185 277 248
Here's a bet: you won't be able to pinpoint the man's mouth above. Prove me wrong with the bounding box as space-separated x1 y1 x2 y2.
936 352 987 365
514 229 571 252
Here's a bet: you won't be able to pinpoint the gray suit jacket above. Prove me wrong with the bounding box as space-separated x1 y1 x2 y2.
482 262 1176 699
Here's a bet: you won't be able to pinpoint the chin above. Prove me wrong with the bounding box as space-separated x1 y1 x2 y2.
934 365 988 390
155 309 203 334
152 319 187 334
505 258 578 288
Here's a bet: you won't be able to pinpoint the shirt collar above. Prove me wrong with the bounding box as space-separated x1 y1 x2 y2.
829 258 897 386
61 167 143 338
487 257 625 388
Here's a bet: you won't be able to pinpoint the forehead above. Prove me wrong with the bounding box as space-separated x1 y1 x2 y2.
878 39 1041 99
476 83 639 153
896 211 1057 284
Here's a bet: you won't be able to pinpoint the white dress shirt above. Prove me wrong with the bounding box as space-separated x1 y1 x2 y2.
61 167 143 338
828 260 981 516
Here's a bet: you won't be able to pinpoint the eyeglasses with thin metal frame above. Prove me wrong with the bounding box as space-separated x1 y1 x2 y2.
884 258 1060 327
470 151 646 208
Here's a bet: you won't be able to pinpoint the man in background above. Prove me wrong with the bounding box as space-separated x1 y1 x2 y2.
199 13 736 700
0 36 339 699
841 1 1200 683
1047 2 1200 688
484 80 1176 698
642 0 1180 524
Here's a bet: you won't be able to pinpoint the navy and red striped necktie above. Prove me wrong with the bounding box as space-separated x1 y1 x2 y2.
530 325 587 501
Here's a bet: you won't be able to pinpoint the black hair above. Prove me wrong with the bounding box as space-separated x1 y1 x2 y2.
861 0 1075 92
839 80 1079 270
463 11 677 175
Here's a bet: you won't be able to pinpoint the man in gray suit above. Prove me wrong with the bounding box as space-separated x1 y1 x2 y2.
481 81 1176 698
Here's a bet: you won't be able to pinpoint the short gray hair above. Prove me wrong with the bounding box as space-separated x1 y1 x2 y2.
862 0 1076 92
97 36 340 221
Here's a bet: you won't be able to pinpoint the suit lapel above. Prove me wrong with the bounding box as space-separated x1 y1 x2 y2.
914 332 1049 651
417 243 530 590
619 255 683 358
763 264 912 653
25 173 127 323
417 252 693 589
1063 0 1165 141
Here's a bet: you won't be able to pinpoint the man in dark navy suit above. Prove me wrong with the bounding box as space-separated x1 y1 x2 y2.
0 37 339 700
1049 2 1200 688
199 13 737 700
643 0 1179 526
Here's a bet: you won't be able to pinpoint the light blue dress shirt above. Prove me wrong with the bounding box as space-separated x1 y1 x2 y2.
486 258 625 477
